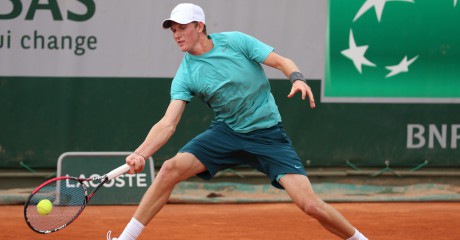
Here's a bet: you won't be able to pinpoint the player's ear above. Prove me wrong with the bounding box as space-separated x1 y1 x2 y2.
195 21 205 33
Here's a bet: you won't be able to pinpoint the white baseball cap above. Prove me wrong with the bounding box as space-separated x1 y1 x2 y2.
162 3 205 29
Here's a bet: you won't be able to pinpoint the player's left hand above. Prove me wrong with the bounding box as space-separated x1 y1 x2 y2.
287 80 316 109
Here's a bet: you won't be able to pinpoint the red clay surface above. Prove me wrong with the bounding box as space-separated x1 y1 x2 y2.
2 202 459 239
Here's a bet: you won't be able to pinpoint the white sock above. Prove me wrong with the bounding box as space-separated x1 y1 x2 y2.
118 218 145 240
346 228 368 240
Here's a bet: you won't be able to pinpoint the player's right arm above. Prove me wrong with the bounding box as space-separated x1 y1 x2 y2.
126 100 187 174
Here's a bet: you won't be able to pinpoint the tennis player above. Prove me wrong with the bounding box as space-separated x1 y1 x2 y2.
107 3 367 240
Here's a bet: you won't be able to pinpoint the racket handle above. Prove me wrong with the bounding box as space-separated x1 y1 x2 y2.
107 164 131 180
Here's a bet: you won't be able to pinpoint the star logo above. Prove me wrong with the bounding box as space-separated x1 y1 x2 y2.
325 0 460 103
343 0 421 78
353 0 414 22
385 55 418 78
341 30 376 73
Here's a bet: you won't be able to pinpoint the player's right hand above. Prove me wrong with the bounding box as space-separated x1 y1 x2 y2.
126 153 146 174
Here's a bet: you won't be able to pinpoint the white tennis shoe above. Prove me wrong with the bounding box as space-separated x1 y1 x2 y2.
106 230 117 240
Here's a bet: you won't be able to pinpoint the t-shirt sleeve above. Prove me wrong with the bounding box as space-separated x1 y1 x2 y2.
170 59 194 102
231 32 274 63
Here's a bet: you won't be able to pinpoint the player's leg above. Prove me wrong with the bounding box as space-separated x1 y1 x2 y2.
279 174 366 239
131 121 240 226
133 152 206 224
110 152 206 240
242 124 366 239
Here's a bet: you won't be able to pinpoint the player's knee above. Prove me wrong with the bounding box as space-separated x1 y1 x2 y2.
156 159 182 184
304 203 320 218
299 198 325 219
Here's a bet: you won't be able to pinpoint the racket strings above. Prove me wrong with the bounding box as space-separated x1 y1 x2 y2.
25 178 86 233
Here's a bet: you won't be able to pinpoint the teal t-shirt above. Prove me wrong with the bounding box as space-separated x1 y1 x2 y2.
171 31 282 133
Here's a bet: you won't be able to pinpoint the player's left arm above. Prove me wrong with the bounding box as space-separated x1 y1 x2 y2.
263 51 315 109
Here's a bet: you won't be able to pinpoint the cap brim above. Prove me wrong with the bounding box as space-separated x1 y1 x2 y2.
162 19 173 29
162 17 197 29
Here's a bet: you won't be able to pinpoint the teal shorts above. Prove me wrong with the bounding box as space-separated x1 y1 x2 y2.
179 121 307 189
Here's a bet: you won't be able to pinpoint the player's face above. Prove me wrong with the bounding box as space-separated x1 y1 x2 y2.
170 22 201 53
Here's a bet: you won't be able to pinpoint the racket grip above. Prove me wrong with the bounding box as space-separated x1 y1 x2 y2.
107 164 131 180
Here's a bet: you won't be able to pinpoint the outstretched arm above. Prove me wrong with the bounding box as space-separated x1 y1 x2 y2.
126 100 187 173
263 52 316 109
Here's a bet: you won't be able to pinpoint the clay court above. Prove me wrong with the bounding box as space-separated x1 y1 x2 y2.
2 202 459 239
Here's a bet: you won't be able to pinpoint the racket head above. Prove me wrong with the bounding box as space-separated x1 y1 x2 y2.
24 176 88 234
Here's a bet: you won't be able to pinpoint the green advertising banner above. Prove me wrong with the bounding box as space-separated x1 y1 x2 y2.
57 152 155 205
325 0 460 103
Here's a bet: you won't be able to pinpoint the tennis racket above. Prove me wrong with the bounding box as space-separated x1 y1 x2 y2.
24 164 131 234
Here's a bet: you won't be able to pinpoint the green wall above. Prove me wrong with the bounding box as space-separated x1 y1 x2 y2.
0 77 459 169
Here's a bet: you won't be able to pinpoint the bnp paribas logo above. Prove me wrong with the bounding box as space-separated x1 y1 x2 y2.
342 0 456 78
324 0 460 103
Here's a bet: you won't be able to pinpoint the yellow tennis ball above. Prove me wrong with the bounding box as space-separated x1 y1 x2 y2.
37 199 53 215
